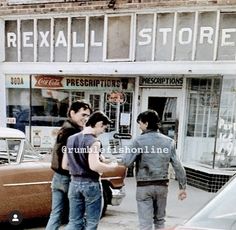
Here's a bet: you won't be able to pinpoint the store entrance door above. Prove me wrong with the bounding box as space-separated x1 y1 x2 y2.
141 88 183 153
148 96 177 138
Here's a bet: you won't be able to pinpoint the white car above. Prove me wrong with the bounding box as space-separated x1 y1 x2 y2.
172 175 236 230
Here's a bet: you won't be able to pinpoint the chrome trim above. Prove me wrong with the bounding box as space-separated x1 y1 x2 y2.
102 176 122 180
3 181 52 187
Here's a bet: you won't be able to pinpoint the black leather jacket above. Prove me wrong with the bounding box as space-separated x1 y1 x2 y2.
51 119 82 176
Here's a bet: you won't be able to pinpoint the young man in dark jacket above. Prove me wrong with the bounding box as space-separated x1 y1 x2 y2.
46 100 92 230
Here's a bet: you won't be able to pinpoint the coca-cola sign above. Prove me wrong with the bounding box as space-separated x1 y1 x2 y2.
34 76 63 88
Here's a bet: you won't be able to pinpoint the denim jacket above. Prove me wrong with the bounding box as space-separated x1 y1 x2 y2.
122 130 187 190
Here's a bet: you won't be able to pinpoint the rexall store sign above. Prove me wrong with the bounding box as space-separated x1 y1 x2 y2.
5 11 236 62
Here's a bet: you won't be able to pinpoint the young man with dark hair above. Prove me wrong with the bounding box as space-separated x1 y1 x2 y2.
121 109 187 230
62 111 124 230
46 100 92 230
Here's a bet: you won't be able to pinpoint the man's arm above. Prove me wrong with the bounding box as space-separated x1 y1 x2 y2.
170 140 187 200
120 140 140 167
61 135 73 170
62 151 69 170
88 141 123 173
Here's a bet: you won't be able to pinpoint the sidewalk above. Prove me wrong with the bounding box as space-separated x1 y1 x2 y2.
98 177 215 229
23 177 215 230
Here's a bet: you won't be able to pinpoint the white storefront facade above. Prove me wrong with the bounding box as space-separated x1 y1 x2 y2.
1 8 236 191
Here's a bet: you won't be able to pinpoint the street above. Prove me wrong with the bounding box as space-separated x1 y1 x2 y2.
1 177 214 230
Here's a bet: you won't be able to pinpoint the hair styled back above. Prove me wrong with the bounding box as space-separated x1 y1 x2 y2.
137 110 160 131
86 111 112 128
67 100 92 118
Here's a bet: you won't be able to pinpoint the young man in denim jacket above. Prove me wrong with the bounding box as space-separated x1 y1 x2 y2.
120 110 187 230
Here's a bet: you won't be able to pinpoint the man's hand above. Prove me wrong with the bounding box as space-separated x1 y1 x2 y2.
178 189 187 200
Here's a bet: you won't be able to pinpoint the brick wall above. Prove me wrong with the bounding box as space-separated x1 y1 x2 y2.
0 0 236 16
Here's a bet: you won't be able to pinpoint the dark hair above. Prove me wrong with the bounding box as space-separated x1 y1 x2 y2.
137 110 160 131
86 111 112 128
67 100 92 118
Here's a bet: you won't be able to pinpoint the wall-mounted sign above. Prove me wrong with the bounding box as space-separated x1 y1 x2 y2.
140 76 183 88
106 90 126 104
113 133 132 139
5 75 30 88
34 75 63 88
5 11 236 62
5 75 135 91
32 75 122 90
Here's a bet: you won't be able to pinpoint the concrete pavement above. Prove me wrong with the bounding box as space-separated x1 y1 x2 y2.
6 177 215 230
97 177 215 230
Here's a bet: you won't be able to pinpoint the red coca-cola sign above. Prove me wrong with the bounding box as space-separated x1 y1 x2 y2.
34 75 63 88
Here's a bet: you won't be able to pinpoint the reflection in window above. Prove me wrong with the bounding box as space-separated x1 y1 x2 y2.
22 141 41 162
0 139 21 164
90 94 101 111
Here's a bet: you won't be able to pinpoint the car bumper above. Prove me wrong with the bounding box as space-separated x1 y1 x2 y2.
110 187 125 206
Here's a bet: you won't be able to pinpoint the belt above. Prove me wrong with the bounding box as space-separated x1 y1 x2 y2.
71 175 99 183
137 179 169 187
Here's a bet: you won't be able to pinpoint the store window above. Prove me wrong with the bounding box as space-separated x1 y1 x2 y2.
187 78 221 137
6 75 134 151
183 78 222 167
215 77 236 168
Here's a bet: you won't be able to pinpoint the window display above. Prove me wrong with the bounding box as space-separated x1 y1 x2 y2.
215 78 236 168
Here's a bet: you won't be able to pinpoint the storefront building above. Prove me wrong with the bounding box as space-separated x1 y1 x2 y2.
0 0 236 192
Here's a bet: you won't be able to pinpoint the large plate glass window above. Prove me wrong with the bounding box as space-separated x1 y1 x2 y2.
215 77 236 168
183 77 221 167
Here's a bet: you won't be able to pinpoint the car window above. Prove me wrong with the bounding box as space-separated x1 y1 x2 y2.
0 139 21 164
22 140 42 162
186 177 236 229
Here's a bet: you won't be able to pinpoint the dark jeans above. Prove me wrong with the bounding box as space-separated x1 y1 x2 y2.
46 172 70 230
65 180 102 230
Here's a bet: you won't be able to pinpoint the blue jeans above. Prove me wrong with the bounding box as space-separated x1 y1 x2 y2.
65 180 102 230
46 172 70 230
136 185 168 230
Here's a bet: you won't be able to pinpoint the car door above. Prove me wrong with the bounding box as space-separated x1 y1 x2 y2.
0 139 53 222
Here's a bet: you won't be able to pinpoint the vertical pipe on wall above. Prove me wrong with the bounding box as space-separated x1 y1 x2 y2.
212 76 223 169
132 76 139 138
0 73 6 127
0 19 6 127
29 75 32 143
